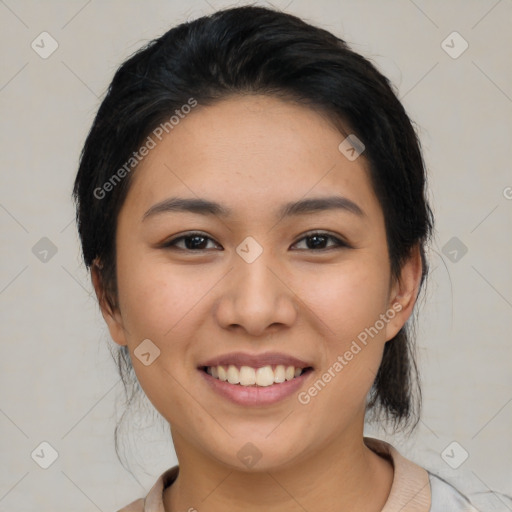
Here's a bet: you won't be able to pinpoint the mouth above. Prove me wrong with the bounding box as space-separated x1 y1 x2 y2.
200 364 314 387
197 352 314 406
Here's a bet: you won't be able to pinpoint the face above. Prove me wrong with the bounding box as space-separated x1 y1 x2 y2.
94 95 421 471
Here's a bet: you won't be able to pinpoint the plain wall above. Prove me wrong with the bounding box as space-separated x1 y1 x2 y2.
0 1 511 511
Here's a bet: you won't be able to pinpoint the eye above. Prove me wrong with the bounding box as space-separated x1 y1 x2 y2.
291 231 349 251
162 232 222 251
161 230 349 252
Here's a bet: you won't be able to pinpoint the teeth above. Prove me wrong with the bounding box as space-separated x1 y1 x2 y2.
227 365 240 384
255 366 274 386
274 365 286 383
218 365 227 382
205 364 306 386
239 366 256 385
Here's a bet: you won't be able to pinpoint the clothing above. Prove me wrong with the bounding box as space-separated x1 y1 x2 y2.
117 437 480 512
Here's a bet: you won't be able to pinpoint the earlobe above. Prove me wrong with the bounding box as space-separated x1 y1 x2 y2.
385 245 423 341
90 259 128 347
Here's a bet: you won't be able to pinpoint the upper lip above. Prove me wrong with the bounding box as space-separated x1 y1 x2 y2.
199 352 313 369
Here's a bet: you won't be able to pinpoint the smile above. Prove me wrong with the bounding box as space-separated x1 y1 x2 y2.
199 367 313 406
198 351 314 406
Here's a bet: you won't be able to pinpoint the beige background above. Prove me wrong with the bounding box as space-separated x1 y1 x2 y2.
1 0 511 511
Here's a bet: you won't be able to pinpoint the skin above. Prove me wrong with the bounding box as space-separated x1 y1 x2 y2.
92 94 423 512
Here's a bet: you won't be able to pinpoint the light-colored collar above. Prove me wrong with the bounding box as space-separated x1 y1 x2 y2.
364 437 431 512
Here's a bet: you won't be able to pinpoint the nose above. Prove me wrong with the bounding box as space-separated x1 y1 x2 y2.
214 250 298 337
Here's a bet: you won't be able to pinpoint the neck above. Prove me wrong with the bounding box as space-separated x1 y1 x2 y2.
163 426 393 512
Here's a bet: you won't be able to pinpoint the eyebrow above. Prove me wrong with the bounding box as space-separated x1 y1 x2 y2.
142 195 366 222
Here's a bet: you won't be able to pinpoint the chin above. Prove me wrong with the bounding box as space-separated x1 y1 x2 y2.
202 431 307 473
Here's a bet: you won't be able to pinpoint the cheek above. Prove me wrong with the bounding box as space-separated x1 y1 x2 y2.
116 248 210 338
293 257 390 409
114 255 208 425
296 257 390 344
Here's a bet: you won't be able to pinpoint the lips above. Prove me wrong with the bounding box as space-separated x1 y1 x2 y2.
197 352 314 403
199 358 314 406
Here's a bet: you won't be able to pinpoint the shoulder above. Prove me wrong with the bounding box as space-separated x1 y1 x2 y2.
364 437 481 512
428 472 481 512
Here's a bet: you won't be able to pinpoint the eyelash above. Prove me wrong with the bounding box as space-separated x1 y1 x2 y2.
161 231 350 252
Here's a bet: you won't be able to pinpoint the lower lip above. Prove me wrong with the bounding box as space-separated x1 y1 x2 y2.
199 369 313 406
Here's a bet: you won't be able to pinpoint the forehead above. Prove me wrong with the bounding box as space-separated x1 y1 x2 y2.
121 94 382 224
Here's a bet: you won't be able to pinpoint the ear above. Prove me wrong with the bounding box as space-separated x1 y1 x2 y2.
91 259 128 346
384 244 423 341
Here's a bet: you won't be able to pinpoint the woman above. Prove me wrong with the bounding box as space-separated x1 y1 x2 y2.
73 6 480 511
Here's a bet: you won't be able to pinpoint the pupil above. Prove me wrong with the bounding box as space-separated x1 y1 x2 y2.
309 235 326 249
187 236 206 249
